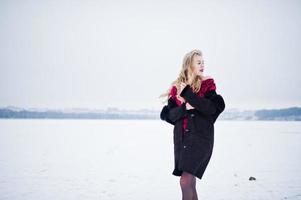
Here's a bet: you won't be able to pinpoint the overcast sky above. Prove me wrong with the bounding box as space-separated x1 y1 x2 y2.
1 0 300 111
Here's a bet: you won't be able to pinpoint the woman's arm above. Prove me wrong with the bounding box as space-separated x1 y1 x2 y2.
160 97 187 125
179 85 225 116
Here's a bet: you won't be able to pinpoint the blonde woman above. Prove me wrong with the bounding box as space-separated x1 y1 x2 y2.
159 49 225 200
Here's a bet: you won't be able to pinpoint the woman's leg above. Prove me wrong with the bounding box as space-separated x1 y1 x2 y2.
191 176 198 200
180 171 197 200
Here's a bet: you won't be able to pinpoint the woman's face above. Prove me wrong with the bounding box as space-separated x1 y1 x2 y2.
192 55 204 76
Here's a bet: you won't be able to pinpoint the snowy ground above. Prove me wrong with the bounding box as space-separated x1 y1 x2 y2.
0 119 301 200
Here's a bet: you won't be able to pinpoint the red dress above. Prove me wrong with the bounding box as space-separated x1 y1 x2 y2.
169 78 216 134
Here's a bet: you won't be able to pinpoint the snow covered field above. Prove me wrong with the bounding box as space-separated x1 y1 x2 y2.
0 119 300 200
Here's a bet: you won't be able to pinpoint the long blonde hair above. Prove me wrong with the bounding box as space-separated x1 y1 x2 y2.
159 49 206 103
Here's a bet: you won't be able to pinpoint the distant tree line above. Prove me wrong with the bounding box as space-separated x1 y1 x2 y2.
0 108 157 119
254 107 301 120
0 106 301 120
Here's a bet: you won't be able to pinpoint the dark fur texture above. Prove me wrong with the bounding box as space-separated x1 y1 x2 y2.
159 85 225 180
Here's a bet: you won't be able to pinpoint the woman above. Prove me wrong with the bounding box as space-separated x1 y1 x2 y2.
159 49 225 200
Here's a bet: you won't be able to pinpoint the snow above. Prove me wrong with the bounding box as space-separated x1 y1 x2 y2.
0 119 300 199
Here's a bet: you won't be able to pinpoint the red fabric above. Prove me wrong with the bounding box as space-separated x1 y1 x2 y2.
169 78 216 134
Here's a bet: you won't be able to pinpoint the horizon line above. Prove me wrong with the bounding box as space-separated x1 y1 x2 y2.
1 105 301 112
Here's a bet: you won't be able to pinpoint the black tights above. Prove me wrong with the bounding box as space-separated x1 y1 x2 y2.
180 171 198 200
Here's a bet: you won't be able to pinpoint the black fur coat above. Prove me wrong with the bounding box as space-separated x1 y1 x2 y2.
160 84 225 180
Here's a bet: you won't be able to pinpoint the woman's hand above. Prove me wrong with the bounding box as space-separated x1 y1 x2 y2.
176 80 194 109
178 82 187 94
176 95 186 104
176 82 187 104
186 102 195 110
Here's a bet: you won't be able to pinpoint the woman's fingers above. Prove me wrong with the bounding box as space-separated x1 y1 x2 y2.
186 102 195 110
181 82 187 88
177 95 186 103
179 82 187 94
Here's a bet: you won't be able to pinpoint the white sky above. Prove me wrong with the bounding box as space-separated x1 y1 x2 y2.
1 0 300 111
